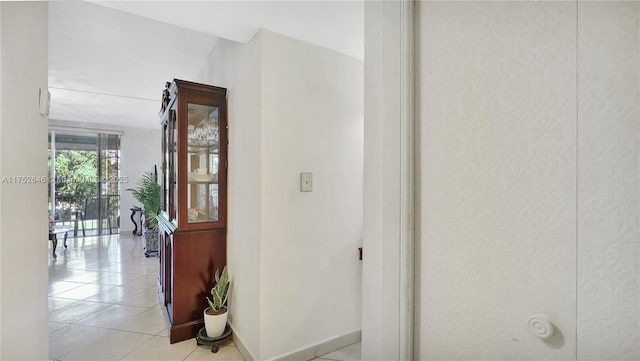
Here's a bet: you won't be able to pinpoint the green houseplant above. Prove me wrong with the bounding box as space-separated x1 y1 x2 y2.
126 171 161 256
204 265 230 338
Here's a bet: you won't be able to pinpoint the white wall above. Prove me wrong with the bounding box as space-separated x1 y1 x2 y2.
577 2 639 358
198 34 264 359
199 30 364 360
120 126 162 233
416 1 638 360
0 2 49 359
0 3 3 354
259 30 363 359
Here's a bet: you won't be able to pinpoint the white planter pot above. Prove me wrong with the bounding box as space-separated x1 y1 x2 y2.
203 307 228 338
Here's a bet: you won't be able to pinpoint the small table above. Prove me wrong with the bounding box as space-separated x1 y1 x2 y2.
130 207 142 236
49 226 71 258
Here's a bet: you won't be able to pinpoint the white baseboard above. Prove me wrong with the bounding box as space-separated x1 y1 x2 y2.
267 329 361 361
232 326 256 361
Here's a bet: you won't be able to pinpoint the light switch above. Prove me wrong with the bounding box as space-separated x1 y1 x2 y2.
300 172 312 192
39 88 50 117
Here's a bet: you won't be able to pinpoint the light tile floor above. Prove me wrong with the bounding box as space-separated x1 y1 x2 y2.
48 233 243 361
49 233 360 361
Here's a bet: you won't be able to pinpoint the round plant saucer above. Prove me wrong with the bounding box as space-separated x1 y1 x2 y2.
196 323 232 353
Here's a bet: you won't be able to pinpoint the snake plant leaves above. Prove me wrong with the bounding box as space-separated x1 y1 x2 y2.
206 265 230 312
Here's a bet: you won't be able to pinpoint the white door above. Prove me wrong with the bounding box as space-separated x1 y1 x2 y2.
415 2 639 360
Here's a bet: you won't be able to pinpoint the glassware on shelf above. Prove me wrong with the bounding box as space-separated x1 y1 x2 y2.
188 172 217 183
188 207 199 222
186 103 220 224
187 108 219 147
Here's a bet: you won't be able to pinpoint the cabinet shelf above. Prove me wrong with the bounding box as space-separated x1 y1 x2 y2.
187 145 219 151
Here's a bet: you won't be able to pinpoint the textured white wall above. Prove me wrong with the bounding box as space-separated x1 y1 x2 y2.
0 2 49 359
417 1 639 360
577 2 639 359
417 2 578 359
198 34 264 360
259 30 363 359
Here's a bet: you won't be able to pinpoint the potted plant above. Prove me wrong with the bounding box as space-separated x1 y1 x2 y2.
126 171 161 256
204 265 230 338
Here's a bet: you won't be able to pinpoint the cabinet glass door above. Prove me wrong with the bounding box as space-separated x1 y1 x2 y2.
186 103 219 223
170 110 177 221
161 108 178 222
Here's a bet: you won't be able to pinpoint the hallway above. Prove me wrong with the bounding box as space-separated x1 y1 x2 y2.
48 233 361 361
48 234 244 360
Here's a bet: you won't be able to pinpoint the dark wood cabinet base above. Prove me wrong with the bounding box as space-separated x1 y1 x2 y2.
169 319 204 344
158 297 203 344
158 228 227 344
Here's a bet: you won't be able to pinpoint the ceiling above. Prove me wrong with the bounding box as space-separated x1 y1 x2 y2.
48 1 364 130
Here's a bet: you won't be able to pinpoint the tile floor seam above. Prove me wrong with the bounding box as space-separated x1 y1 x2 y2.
73 309 153 329
110 322 170 336
179 341 203 361
52 299 145 309
117 333 154 361
57 320 164 336
48 285 86 296
52 305 148 327
53 327 108 360
49 234 244 360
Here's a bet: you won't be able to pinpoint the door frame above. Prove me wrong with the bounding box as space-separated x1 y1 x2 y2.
361 0 414 359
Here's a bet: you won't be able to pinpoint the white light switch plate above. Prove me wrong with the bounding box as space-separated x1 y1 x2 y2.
300 172 312 192
39 88 50 116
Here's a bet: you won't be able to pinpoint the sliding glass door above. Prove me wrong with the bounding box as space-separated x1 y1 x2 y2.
48 130 121 236
96 133 121 235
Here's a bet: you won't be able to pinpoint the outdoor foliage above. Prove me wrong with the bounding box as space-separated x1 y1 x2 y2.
50 150 98 197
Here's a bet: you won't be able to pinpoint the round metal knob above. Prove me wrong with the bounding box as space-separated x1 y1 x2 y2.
528 314 554 339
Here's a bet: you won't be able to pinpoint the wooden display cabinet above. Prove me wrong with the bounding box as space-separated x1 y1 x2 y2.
157 79 227 344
